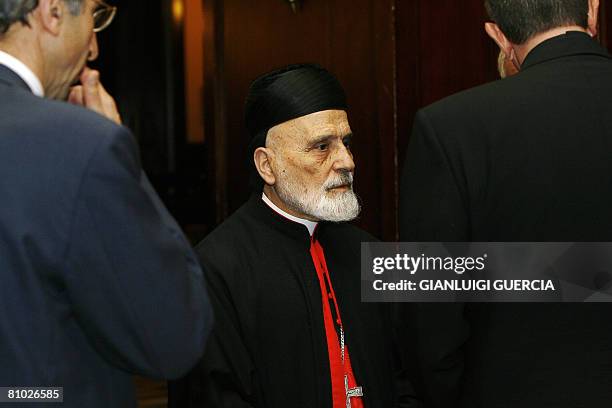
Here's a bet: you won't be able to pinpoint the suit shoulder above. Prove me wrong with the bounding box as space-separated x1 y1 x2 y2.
52 99 125 138
424 73 530 124
1 92 136 181
413 76 528 150
9 92 129 149
421 77 518 121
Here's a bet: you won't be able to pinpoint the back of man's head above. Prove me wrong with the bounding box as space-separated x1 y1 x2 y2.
485 0 589 44
0 0 83 35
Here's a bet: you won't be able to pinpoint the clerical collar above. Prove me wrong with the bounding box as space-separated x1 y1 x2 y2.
0 50 44 97
261 192 318 236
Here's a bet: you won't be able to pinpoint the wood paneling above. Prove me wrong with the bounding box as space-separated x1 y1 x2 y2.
184 0 205 143
396 0 499 170
602 0 611 48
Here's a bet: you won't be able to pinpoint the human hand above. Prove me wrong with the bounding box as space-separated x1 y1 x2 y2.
68 67 122 125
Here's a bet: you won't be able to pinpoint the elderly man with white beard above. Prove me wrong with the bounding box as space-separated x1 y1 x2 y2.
169 64 417 408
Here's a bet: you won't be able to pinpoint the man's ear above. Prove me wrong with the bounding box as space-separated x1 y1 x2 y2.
587 0 600 37
38 0 65 36
485 22 514 59
254 147 276 186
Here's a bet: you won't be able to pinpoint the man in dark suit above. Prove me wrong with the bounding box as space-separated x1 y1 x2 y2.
399 0 612 407
0 1 212 407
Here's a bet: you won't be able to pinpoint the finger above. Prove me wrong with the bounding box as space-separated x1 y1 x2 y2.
68 86 84 106
78 68 122 125
81 70 104 114
98 81 122 125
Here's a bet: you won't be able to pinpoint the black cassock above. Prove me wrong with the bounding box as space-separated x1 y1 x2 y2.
170 195 417 407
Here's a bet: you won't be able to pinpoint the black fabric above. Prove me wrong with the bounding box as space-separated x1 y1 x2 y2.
169 195 420 408
399 32 612 408
245 63 348 151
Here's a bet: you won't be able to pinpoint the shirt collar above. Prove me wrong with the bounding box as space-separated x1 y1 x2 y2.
0 50 44 97
261 192 318 236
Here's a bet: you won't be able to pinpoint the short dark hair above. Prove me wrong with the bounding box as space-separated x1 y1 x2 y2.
0 0 83 34
485 0 589 44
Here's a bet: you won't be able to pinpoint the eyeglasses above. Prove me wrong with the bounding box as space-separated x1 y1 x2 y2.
92 0 117 33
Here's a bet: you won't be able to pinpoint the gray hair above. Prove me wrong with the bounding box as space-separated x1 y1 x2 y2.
485 0 589 44
0 0 84 34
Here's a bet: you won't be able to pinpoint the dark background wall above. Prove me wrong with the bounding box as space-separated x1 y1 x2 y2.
96 0 612 244
93 0 212 243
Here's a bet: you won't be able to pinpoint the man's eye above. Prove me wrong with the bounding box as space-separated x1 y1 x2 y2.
316 143 329 151
343 139 351 148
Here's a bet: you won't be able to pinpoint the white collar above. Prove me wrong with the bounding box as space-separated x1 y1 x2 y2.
0 50 44 97
262 192 318 236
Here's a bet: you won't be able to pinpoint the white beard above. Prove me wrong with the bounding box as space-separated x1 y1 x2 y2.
274 171 361 222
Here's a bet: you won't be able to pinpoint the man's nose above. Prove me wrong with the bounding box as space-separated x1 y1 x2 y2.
88 33 99 61
332 143 355 172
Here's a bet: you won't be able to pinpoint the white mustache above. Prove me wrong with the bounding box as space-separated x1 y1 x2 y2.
324 172 354 190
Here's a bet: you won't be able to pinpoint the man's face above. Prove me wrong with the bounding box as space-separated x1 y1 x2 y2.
266 109 361 222
45 0 99 99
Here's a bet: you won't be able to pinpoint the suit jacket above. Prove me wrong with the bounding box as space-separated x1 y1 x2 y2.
0 64 213 407
399 32 612 407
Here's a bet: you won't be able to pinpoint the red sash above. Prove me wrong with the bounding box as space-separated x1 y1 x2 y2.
310 237 364 408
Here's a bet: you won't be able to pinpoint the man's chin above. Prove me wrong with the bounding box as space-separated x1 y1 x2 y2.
316 190 361 222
